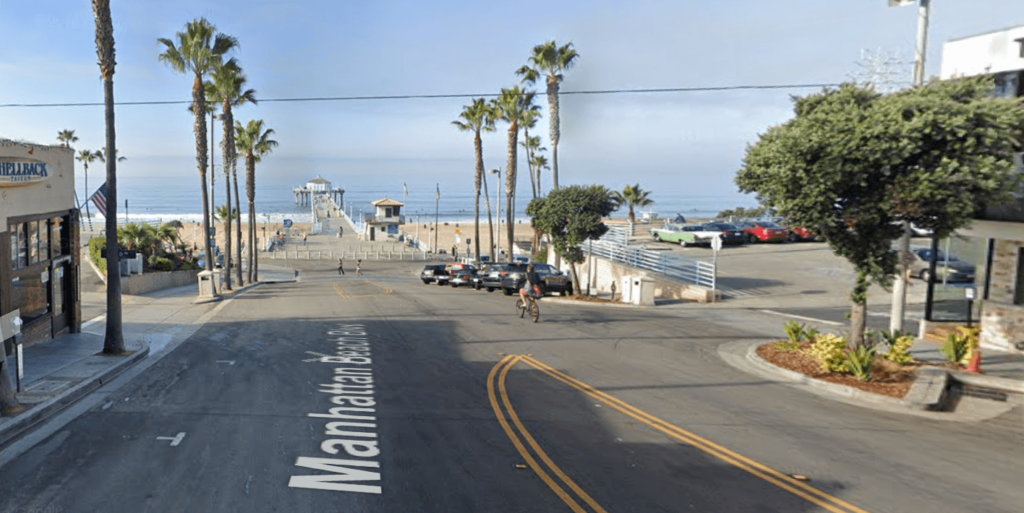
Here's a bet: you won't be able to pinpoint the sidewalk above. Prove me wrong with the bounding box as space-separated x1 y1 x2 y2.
0 265 296 449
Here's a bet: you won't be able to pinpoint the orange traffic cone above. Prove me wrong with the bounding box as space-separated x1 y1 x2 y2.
966 350 983 373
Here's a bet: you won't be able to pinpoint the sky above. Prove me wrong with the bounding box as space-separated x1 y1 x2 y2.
2 0 1023 207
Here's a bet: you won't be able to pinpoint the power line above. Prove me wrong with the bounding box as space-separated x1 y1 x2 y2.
0 83 842 108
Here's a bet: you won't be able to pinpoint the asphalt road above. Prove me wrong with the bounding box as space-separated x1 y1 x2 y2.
0 261 1021 512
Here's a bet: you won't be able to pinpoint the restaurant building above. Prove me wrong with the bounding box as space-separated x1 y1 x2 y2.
1 139 81 348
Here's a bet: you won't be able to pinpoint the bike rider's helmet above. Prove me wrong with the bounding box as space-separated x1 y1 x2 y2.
527 264 535 272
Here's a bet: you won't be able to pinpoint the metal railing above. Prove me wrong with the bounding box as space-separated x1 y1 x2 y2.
587 227 716 289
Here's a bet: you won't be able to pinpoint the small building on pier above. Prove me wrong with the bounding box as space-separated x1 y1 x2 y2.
293 175 344 208
362 198 405 241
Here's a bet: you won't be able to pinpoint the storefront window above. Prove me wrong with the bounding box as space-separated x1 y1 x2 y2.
8 229 16 269
11 223 27 269
39 219 50 260
12 265 49 324
52 216 68 256
28 220 40 264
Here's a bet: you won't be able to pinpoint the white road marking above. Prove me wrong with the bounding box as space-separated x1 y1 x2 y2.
216 360 236 365
757 309 844 326
82 314 106 329
156 432 186 447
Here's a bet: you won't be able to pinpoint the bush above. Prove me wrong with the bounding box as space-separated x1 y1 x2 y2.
842 346 877 381
150 257 175 272
774 340 801 351
89 237 108 275
941 326 979 365
884 335 916 365
783 321 806 343
808 333 848 373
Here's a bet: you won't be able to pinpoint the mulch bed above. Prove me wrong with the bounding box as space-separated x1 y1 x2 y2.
757 341 919 399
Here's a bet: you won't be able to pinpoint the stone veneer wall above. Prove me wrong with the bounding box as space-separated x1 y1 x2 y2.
981 238 1024 353
121 270 201 296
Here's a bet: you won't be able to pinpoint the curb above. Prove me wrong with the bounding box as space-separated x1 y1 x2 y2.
539 296 648 309
0 339 150 449
716 340 1012 421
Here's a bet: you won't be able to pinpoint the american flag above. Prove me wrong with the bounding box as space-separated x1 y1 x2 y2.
89 182 108 217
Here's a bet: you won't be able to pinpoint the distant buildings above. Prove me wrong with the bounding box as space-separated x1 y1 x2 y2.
941 25 1024 353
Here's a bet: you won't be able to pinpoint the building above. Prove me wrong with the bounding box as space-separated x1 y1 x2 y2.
363 198 405 241
941 25 1024 354
1 139 82 348
293 175 344 207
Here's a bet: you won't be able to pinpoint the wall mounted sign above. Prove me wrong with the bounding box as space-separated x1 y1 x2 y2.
0 159 49 187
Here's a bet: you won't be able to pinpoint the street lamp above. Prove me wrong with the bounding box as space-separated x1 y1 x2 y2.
490 169 501 260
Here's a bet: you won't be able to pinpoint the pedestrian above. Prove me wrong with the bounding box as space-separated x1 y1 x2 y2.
303 233 308 246
451 245 458 261
356 259 362 276
337 258 345 275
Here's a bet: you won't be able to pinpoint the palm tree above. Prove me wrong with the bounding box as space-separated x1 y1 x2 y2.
520 133 546 199
76 149 103 229
516 40 580 191
158 18 238 279
235 119 278 283
613 184 654 223
57 129 78 148
206 59 257 290
492 87 539 261
452 98 496 264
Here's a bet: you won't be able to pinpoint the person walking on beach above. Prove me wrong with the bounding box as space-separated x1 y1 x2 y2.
356 259 362 276
338 226 343 238
303 233 308 246
337 258 345 275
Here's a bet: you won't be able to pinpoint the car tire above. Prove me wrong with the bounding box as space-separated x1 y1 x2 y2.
566 285 573 296
451 283 458 288
680 240 688 247
487 287 495 292
787 232 798 242
422 280 430 284
747 234 759 244
503 288 513 296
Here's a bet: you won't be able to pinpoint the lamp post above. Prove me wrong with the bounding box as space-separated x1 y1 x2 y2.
434 183 440 254
490 169 501 260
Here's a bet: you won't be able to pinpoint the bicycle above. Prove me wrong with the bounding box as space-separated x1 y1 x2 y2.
515 294 540 323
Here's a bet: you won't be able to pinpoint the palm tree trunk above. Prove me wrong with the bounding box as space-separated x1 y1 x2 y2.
473 130 483 263
94 0 125 354
221 107 232 291
483 171 494 258
505 124 518 262
524 128 537 200
193 76 214 281
548 81 560 191
233 164 243 284
247 155 257 282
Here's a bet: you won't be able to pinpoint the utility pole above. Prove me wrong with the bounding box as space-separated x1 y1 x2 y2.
890 0 930 334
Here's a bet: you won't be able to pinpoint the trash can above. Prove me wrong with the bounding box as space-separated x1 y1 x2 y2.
198 270 218 298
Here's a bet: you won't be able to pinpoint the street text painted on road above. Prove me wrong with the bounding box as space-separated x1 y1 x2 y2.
289 324 383 494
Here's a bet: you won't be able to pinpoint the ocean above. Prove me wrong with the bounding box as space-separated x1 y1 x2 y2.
75 171 757 225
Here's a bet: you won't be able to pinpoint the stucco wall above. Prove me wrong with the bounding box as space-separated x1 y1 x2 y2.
0 140 75 227
121 270 201 296
550 251 716 303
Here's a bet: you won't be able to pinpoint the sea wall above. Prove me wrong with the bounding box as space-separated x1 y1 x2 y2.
121 269 201 296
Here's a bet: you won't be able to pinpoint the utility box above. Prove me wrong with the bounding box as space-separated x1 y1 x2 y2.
621 276 635 304
198 270 219 298
636 278 656 306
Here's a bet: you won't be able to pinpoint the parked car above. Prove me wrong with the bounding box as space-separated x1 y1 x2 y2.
906 248 975 283
448 267 480 288
734 220 789 243
700 222 746 245
420 264 450 285
651 224 722 246
785 225 819 242
479 263 511 292
499 262 572 296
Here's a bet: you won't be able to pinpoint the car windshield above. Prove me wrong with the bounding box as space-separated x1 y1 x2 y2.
760 222 783 229
914 249 961 262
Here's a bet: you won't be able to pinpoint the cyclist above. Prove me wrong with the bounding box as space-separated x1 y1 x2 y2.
519 264 544 302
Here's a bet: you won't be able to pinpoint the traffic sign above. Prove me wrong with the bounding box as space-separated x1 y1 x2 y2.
283 219 293 228
100 249 138 259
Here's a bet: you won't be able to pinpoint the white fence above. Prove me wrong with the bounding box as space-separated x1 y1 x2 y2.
268 248 430 261
587 227 716 289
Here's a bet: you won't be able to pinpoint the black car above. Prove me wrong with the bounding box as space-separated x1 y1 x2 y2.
420 264 449 285
701 222 747 245
479 263 511 292
499 263 572 296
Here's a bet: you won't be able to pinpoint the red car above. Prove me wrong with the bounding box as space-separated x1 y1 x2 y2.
734 221 789 243
786 226 819 242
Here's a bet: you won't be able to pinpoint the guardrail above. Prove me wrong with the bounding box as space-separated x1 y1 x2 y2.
587 227 715 289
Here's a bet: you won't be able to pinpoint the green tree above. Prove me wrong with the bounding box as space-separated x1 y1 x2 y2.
56 129 78 148
736 78 1024 347
492 87 539 261
206 59 257 289
235 119 278 283
452 98 497 264
158 18 238 279
516 40 580 191
527 184 618 295
612 184 654 223
76 149 103 225
520 133 546 199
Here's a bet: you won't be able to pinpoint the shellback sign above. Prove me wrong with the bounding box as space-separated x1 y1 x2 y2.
1 159 49 186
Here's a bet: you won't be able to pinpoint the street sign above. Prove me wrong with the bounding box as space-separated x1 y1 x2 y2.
283 219 293 228
100 249 138 259
711 234 723 252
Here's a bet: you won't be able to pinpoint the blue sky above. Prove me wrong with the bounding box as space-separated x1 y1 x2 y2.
1 0 1022 204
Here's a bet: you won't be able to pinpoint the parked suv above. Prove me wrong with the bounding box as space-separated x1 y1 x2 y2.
420 264 449 285
479 263 511 292
499 263 572 296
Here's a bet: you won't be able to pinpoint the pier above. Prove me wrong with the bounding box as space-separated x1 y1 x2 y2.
293 175 344 207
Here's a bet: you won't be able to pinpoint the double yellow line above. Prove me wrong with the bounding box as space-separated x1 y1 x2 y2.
333 280 392 299
489 354 871 513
